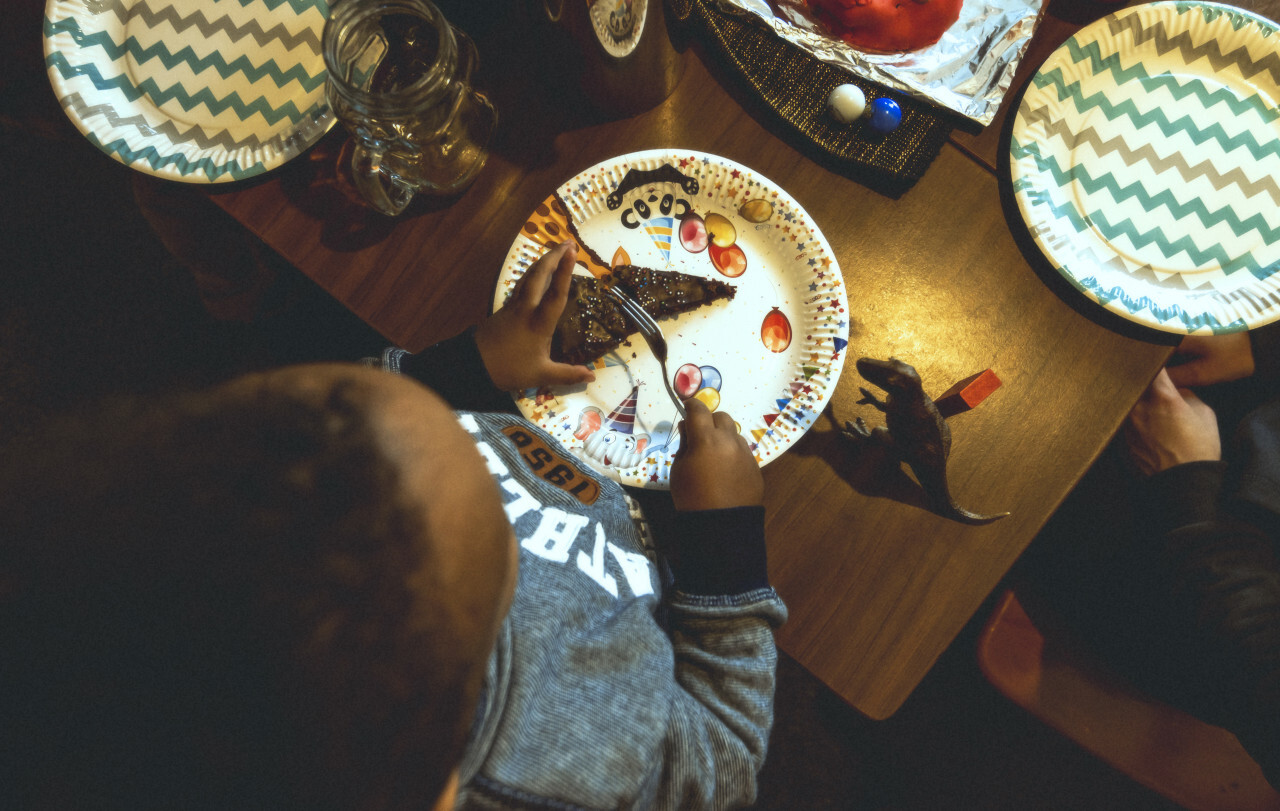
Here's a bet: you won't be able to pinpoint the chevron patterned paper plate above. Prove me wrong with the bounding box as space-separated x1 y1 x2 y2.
1011 1 1280 334
44 0 335 183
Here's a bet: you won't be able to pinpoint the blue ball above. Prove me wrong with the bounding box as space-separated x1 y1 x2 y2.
868 97 902 134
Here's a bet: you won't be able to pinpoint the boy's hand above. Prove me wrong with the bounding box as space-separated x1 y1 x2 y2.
1124 368 1221 475
475 242 597 392
670 399 764 511
1166 333 1254 388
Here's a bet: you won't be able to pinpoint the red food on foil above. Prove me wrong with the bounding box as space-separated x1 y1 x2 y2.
809 0 963 53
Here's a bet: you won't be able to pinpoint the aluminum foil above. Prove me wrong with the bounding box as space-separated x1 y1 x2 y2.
716 0 1046 125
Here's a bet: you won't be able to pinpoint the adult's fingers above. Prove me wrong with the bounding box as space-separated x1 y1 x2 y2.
1142 367 1176 401
1165 359 1211 389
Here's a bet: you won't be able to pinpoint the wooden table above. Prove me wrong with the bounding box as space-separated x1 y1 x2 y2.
207 0 1217 719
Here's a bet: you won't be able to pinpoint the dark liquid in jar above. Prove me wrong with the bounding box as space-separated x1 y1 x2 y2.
370 13 442 94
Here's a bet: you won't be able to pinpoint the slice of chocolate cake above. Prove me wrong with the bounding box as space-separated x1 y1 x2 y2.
553 267 737 366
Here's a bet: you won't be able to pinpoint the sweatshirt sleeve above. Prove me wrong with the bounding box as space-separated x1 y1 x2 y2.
657 587 787 810
644 504 787 810
370 328 517 414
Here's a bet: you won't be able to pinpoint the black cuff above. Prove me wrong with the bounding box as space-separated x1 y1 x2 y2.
1136 461 1227 538
395 328 517 414
663 506 768 596
1250 324 1280 386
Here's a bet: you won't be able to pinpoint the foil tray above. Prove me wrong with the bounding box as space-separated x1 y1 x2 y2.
718 0 1047 125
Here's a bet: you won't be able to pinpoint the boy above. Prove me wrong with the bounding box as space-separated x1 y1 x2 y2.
0 242 786 809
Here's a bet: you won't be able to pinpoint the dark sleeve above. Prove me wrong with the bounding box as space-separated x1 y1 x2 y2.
1134 460 1227 537
1250 322 1280 387
1161 518 1280 789
660 506 770 596
1137 462 1280 788
390 328 518 414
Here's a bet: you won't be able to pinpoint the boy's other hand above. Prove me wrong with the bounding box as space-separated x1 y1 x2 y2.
670 399 764 511
1167 333 1254 388
475 241 597 392
1125 368 1221 476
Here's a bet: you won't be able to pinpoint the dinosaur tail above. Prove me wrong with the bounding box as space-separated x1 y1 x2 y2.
909 462 1009 525
941 504 1010 525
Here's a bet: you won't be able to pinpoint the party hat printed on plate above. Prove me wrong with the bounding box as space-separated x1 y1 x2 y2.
643 217 674 262
604 386 640 434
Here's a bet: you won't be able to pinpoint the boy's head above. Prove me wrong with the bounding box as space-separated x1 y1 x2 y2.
0 364 516 810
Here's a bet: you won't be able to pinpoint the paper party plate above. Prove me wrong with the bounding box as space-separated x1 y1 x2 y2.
44 0 335 183
494 149 849 490
1010 1 1280 334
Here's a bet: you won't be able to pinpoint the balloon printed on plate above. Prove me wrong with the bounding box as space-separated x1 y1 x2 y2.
673 363 703 398
738 198 773 223
678 212 708 253
691 387 720 410
673 363 725 412
709 243 747 278
761 307 792 352
704 213 736 248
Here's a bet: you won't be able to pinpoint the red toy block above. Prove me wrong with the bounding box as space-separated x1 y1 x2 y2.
937 369 1001 417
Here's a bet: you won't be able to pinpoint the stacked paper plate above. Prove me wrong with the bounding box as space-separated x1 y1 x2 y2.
44 0 335 183
1011 1 1280 333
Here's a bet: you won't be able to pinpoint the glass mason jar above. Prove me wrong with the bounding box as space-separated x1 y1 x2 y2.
322 0 497 216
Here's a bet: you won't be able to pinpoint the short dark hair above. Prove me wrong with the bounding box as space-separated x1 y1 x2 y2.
0 379 478 809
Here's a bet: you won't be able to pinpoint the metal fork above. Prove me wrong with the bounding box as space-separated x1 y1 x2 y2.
605 284 687 420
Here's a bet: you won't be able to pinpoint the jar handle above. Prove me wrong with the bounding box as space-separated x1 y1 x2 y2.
351 139 415 217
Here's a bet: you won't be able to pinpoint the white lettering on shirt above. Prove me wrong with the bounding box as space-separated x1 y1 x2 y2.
576 523 619 597
608 542 655 598
522 507 590 564
500 478 541 524
466 429 655 600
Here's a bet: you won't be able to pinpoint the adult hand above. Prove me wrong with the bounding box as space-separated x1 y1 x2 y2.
1166 333 1254 388
474 241 596 392
669 399 763 511
1124 368 1222 475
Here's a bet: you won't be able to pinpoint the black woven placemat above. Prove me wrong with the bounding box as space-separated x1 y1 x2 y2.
670 0 956 191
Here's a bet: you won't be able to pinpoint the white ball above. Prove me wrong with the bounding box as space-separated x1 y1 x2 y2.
827 84 866 124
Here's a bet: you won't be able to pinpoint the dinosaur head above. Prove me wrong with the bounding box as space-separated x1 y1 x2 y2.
856 357 923 394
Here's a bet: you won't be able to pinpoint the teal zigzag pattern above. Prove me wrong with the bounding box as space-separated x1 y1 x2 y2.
1109 7 1280 87
1012 138 1275 280
1018 106 1280 207
59 90 328 154
47 51 313 126
91 0 322 55
83 128 261 181
1062 38 1280 126
1075 273 1247 333
45 16 324 93
1015 123 1280 240
229 0 328 15
1033 66 1280 163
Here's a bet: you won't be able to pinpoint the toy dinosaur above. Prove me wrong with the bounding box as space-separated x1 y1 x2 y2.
842 357 1008 525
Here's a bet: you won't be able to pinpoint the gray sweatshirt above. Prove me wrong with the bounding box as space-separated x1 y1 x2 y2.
376 344 787 810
